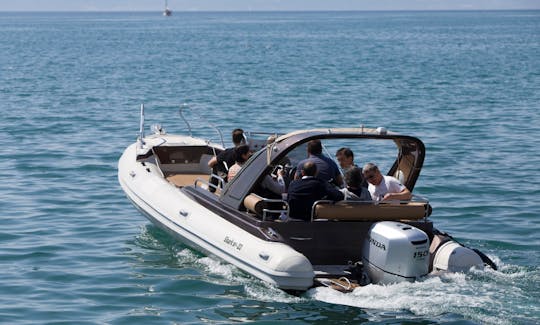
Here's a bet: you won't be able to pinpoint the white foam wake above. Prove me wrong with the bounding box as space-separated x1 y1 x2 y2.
308 258 539 325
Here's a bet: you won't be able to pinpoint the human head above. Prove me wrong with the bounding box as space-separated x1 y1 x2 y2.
232 129 245 146
234 145 252 164
307 140 322 155
301 161 318 177
335 147 354 169
362 162 383 185
344 167 363 189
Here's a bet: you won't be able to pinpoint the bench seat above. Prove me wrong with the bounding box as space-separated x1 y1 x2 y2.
166 173 210 187
313 201 429 221
243 193 430 222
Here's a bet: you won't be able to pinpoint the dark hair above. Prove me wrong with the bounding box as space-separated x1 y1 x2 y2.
307 140 322 155
232 129 245 146
234 145 251 163
344 167 363 189
336 147 354 159
301 161 317 177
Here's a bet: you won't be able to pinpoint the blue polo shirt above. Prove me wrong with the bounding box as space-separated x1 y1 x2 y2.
295 154 340 183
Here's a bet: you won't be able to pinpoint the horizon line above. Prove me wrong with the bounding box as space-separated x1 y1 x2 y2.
1 8 539 13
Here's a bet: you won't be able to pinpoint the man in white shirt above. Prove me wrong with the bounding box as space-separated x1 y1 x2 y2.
362 163 411 202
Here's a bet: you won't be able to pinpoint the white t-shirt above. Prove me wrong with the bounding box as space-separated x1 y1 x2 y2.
368 175 406 202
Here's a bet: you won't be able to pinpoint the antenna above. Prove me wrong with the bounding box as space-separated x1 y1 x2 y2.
179 103 192 137
138 103 145 148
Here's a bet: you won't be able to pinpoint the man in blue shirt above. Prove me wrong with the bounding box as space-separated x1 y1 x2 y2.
295 139 343 187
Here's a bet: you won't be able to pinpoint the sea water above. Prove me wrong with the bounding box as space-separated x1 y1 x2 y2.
0 11 539 324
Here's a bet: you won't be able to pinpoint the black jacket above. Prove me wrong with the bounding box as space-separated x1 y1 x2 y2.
287 177 344 221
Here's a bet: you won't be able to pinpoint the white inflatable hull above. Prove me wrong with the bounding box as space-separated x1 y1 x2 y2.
118 143 314 291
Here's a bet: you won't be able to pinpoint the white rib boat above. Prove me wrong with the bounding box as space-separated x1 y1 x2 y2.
118 105 496 292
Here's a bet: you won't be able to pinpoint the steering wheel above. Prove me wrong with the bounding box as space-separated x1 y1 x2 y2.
270 165 284 178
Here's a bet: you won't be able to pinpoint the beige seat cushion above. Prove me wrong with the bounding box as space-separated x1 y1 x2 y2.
314 201 428 221
243 193 286 217
166 174 209 187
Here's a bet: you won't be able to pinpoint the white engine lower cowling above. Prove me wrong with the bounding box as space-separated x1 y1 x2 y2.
363 221 430 284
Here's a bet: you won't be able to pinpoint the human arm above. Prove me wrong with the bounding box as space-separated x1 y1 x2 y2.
382 188 411 201
294 161 302 180
208 156 218 168
324 182 345 201
329 158 344 187
333 174 344 188
261 173 286 195
209 149 230 170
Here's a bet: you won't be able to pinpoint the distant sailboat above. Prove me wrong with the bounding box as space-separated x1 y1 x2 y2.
163 0 172 16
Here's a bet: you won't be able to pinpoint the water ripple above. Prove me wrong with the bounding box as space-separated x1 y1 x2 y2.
0 10 539 324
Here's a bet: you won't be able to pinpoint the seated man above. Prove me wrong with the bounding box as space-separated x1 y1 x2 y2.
295 139 343 187
260 167 286 197
287 161 344 221
336 147 367 188
340 167 371 201
259 135 288 197
208 128 244 191
362 162 412 202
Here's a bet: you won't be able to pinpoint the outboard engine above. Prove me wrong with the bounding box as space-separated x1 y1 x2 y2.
363 221 430 284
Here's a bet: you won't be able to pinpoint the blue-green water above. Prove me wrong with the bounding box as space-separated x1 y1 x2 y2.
1 11 539 324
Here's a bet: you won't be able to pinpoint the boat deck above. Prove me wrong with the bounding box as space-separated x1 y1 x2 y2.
166 174 210 187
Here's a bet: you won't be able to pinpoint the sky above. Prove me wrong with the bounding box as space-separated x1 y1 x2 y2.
0 0 539 12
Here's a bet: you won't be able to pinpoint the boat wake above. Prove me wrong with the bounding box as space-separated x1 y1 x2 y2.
176 248 303 303
137 226 538 324
307 257 539 325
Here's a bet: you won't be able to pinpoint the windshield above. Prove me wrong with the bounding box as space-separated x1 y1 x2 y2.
285 138 399 176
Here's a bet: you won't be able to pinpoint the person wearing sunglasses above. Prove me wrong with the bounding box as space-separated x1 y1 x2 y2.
362 162 411 202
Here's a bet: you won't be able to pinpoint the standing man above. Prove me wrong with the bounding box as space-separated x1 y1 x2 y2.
335 147 356 172
295 139 343 187
336 147 366 188
362 162 411 202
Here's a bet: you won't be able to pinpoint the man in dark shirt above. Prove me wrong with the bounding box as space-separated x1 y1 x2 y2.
287 161 344 221
294 139 343 187
208 128 244 191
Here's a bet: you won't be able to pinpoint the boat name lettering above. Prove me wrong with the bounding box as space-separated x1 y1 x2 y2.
369 237 386 251
224 236 243 251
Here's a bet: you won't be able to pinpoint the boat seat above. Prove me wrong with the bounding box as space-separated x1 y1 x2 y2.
166 174 210 187
312 201 429 221
243 193 287 220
